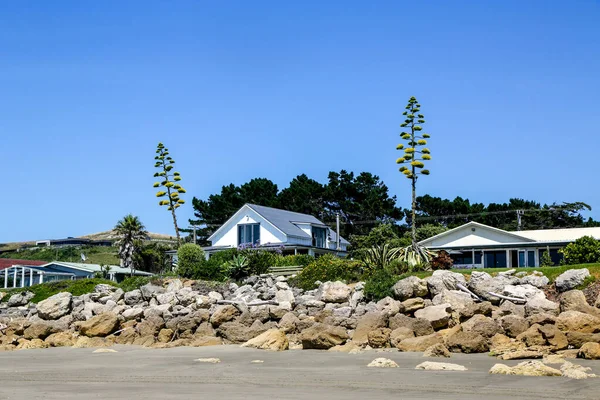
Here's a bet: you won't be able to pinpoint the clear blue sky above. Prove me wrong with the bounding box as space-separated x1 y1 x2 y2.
2 1 599 242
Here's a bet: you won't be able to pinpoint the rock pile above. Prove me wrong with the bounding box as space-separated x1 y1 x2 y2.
1 268 600 363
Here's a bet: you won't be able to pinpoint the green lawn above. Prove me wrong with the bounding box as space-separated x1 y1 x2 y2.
0 246 120 265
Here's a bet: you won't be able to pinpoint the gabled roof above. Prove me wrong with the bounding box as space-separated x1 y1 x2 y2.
419 221 536 247
514 227 600 242
0 259 47 271
208 204 350 245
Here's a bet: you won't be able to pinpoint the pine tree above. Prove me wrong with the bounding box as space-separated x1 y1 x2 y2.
154 143 186 244
396 96 431 248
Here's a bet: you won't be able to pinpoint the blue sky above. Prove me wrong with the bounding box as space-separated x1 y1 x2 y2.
1 1 599 242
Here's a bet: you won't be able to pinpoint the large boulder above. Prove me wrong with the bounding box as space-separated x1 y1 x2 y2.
461 314 502 338
427 271 467 297
414 304 452 330
353 312 387 345
468 273 518 303
140 283 165 300
23 322 56 340
397 333 443 352
392 276 428 301
44 332 75 347
124 289 143 305
278 312 299 334
36 292 73 320
79 313 119 337
538 324 568 350
241 329 289 351
520 273 550 288
445 330 489 353
566 332 600 348
500 315 529 338
367 328 392 348
556 311 600 333
432 290 474 313
402 298 425 313
389 327 415 348
516 324 546 347
555 269 590 292
503 284 545 300
318 281 352 303
300 323 349 349
7 291 35 307
388 314 434 337
525 297 559 317
209 305 241 327
560 290 600 317
376 297 402 317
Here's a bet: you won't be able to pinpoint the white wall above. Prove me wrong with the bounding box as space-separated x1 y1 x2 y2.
425 225 531 247
211 206 286 248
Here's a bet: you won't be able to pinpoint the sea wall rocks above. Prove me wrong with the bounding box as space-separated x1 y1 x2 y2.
1 268 599 358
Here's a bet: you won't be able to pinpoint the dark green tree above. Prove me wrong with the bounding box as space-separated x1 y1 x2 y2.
154 142 186 244
278 174 326 216
325 170 402 237
396 96 431 248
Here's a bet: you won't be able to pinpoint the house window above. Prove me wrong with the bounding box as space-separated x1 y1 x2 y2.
312 227 327 248
238 224 260 246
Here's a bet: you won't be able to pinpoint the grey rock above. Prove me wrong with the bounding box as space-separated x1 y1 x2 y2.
318 281 352 303
122 307 144 321
427 270 467 297
124 289 143 305
503 284 545 300
166 279 184 292
392 276 428 301
140 283 165 300
525 297 560 317
520 274 550 288
414 304 452 330
36 292 72 320
555 269 590 292
7 291 35 307
432 290 474 312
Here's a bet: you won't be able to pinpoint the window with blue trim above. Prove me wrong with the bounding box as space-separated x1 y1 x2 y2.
238 224 260 246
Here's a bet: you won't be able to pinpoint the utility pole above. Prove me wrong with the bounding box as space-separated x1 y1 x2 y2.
516 210 524 231
336 212 341 251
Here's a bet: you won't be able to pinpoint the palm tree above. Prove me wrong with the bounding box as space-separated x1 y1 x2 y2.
114 214 148 276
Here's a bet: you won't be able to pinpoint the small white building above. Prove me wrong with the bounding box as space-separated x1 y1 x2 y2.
420 221 600 268
204 204 349 257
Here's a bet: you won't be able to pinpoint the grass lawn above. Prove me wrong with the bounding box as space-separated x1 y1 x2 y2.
0 246 120 265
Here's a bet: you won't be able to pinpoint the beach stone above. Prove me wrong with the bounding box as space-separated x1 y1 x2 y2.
389 327 415 348
210 305 240 327
560 361 597 379
446 330 489 354
462 314 502 338
367 358 398 368
368 328 392 348
489 361 561 377
560 290 600 317
500 315 529 338
416 361 467 371
353 312 387 345
402 298 425 313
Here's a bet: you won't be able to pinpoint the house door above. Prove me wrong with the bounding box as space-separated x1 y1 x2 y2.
518 250 536 267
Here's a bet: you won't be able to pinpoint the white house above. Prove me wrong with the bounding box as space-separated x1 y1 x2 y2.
420 221 600 268
204 204 349 257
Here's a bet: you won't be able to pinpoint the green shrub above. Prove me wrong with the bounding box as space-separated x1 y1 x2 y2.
243 250 277 276
274 254 315 267
363 269 398 302
290 254 363 291
119 275 155 292
199 249 237 281
223 255 250 280
560 236 600 265
176 244 206 278
540 250 554 267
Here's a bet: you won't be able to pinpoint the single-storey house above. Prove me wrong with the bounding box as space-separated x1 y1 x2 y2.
420 221 600 268
200 204 349 258
2 261 153 289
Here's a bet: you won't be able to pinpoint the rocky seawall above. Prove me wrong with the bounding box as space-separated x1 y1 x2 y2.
1 268 600 362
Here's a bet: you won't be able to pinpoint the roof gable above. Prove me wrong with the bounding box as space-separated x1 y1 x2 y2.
420 221 535 248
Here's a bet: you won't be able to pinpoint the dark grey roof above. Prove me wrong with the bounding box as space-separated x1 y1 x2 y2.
246 204 350 245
